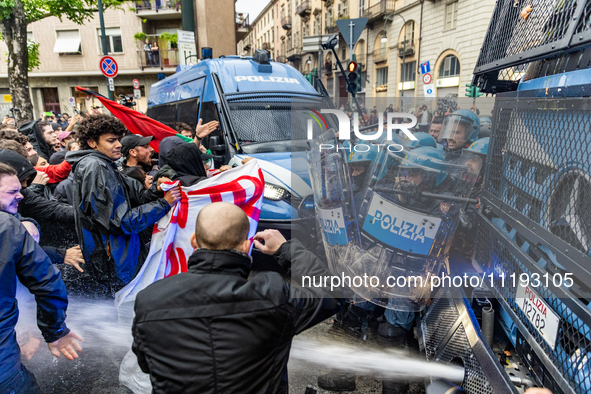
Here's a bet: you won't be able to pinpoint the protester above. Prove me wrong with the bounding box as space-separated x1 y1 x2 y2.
120 134 155 172
19 120 56 160
153 142 208 186
174 122 195 139
0 163 82 394
417 105 431 132
58 131 74 150
0 139 28 158
66 140 80 152
132 202 345 393
121 166 153 190
69 114 181 290
58 113 70 129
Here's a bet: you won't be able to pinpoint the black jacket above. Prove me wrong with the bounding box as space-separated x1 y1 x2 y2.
19 120 54 161
153 142 208 187
132 240 345 394
68 150 171 288
0 212 70 382
0 149 75 226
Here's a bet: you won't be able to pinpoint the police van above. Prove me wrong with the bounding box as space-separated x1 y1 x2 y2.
146 50 331 255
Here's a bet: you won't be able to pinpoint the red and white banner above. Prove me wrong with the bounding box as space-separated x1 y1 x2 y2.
115 160 265 307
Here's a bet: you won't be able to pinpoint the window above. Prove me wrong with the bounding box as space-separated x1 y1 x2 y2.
360 71 366 88
376 67 388 86
98 28 123 54
358 0 365 17
438 55 460 77
342 0 348 17
403 22 414 44
342 48 346 60
314 15 320 35
401 61 416 83
54 30 81 55
445 1 458 30
357 40 365 62
327 77 334 94
178 98 201 129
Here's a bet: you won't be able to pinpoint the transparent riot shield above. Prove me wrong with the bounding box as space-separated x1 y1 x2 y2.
353 146 478 311
307 131 363 280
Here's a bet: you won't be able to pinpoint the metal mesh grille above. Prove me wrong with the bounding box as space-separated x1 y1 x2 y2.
422 291 495 394
474 221 591 394
486 98 591 255
226 93 327 144
473 0 591 92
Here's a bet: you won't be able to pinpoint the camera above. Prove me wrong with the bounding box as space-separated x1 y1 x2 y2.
118 94 136 108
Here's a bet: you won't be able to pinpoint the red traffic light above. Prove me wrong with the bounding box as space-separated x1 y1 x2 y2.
347 61 358 73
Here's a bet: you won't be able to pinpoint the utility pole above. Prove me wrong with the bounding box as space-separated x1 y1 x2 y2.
98 0 114 100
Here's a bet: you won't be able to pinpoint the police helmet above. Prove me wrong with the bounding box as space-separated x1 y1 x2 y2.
439 109 481 145
399 146 448 186
404 132 437 149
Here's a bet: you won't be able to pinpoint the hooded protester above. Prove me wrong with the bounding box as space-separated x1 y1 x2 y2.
69 114 181 291
19 120 57 161
157 136 185 168
154 142 208 187
0 149 76 249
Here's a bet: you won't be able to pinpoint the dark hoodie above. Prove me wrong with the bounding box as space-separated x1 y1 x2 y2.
19 120 54 161
154 142 208 187
0 149 74 227
157 136 185 168
68 150 171 289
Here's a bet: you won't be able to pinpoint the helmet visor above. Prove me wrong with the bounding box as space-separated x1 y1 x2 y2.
438 115 473 145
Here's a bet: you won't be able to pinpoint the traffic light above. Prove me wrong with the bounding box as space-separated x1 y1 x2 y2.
465 84 475 97
474 86 484 98
347 60 360 96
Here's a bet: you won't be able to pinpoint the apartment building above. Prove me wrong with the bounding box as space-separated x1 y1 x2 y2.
0 0 235 118
237 0 495 107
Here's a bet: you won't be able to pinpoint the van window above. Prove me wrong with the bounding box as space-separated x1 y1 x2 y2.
146 103 177 126
177 98 200 129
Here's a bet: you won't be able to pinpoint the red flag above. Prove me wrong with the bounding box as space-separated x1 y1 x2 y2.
76 86 183 152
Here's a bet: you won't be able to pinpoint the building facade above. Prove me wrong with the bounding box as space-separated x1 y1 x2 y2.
0 0 235 118
237 0 495 108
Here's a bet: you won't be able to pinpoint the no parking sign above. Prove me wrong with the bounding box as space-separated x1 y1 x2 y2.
100 56 118 78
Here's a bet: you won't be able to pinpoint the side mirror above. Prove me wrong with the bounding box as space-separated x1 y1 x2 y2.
209 135 226 152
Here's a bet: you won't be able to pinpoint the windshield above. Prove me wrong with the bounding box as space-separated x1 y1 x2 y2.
226 94 332 154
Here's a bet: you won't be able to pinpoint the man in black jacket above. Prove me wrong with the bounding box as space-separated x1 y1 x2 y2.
70 114 181 290
18 120 57 161
0 164 82 394
132 202 345 393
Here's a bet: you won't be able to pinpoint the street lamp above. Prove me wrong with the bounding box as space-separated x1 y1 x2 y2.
384 12 406 109
381 31 387 44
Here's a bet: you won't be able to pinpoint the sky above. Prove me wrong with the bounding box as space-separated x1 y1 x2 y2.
235 0 271 23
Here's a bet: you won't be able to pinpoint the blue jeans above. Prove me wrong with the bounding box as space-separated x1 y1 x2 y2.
0 364 42 394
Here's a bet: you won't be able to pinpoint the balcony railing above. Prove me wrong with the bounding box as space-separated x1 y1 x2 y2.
361 0 395 22
276 55 287 63
135 0 180 12
236 12 250 30
325 23 338 34
397 39 418 58
286 47 302 61
137 49 179 70
243 35 253 50
373 48 388 63
296 1 311 17
262 42 273 51
282 16 292 30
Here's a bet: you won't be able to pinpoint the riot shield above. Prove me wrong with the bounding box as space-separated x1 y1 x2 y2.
354 146 478 311
307 131 363 279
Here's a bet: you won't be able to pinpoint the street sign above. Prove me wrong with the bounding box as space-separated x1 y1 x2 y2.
423 83 436 97
420 61 431 74
133 89 141 99
132 79 140 89
85 95 91 101
108 77 115 92
68 97 76 107
100 56 118 78
336 18 369 52
422 73 432 84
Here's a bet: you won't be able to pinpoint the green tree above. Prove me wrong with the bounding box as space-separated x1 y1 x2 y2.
0 0 123 122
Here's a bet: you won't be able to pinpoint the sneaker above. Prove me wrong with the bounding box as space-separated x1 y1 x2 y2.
317 371 356 392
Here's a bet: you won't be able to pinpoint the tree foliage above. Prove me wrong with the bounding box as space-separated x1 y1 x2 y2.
0 0 124 24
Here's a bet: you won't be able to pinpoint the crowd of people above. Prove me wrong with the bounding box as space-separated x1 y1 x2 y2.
0 104 549 394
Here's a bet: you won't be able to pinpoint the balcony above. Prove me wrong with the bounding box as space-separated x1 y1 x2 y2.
276 55 287 63
134 0 181 20
137 49 179 70
325 23 339 34
236 12 251 42
361 0 395 24
286 47 302 61
296 1 311 17
373 48 388 63
282 16 292 30
398 39 417 58
262 42 273 51
303 34 339 52
243 35 253 50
